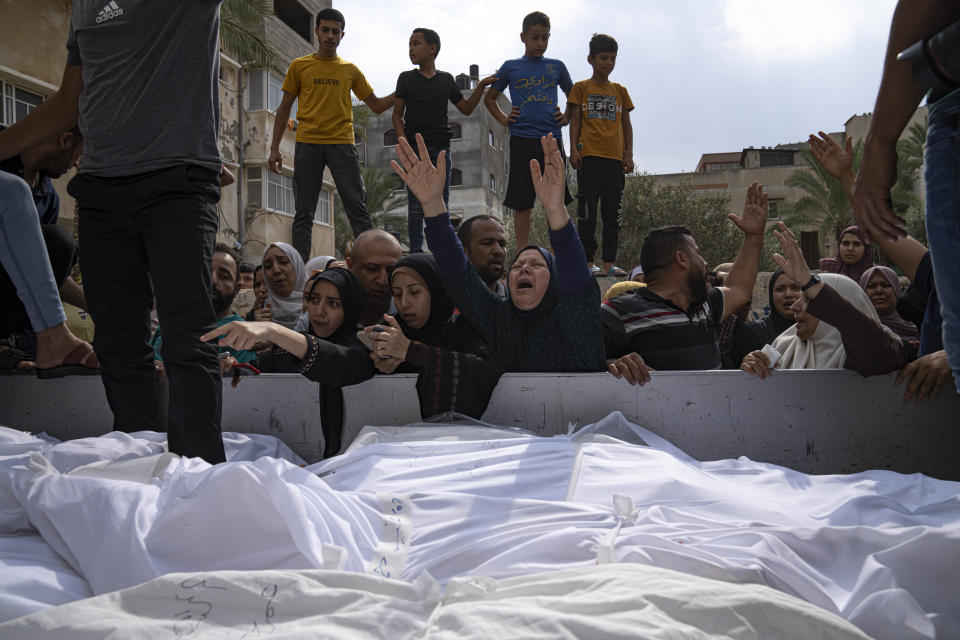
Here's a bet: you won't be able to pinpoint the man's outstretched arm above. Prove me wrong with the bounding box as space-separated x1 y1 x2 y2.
0 66 82 162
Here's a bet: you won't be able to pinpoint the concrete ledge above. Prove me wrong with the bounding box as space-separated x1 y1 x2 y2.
2 370 957 477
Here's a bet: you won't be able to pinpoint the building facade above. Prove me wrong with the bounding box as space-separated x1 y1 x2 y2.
651 106 927 266
0 0 337 265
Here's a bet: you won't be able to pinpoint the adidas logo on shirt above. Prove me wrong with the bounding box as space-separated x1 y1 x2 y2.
96 0 123 23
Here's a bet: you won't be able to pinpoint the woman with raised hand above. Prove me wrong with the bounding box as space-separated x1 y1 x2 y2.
364 253 503 419
206 268 374 457
390 132 605 372
259 242 307 329
741 223 916 380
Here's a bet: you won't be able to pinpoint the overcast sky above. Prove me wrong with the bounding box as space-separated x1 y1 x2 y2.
334 0 899 174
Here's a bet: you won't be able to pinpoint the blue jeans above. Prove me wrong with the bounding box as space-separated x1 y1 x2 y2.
407 146 451 253
925 88 960 392
0 171 66 333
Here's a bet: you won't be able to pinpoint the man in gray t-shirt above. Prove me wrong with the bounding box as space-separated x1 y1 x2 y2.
0 0 227 464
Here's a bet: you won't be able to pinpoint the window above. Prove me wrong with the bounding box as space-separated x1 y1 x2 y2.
450 122 462 139
489 174 496 191
759 151 795 168
246 167 263 207
246 70 295 113
267 171 296 215
315 192 331 225
450 168 463 187
383 129 398 147
1 81 44 126
488 130 495 148
767 200 781 219
274 0 312 43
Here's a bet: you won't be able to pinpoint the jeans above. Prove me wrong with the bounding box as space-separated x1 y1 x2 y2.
576 156 625 264
69 165 226 463
407 146 451 253
925 89 960 393
292 142 372 261
0 171 67 333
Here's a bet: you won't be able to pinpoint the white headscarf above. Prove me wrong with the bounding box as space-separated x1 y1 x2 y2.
261 242 307 329
772 273 894 370
305 255 337 275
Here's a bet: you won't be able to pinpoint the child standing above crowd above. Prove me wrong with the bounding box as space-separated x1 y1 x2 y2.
568 34 634 278
270 8 395 261
393 28 497 253
484 11 574 250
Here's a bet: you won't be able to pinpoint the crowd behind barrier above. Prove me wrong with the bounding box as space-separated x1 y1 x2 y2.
0 5 957 467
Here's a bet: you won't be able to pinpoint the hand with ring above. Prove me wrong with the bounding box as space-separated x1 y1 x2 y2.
364 315 411 363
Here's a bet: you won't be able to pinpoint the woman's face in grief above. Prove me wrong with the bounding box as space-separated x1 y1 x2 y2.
865 271 897 314
306 280 344 339
790 294 820 341
509 249 551 311
263 247 296 297
772 274 801 319
392 270 431 330
839 232 865 265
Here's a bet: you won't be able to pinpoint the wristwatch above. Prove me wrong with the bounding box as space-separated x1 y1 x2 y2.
800 273 822 292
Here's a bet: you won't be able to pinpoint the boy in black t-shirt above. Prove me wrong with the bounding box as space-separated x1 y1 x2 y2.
393 28 496 252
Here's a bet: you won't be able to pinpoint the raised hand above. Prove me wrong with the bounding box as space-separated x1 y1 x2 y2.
728 181 767 236
390 133 447 216
529 134 568 227
808 131 853 179
771 222 813 287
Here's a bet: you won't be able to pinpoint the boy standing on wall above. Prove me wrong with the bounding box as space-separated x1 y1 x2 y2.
568 34 634 277
269 8 395 261
393 28 497 253
484 11 574 250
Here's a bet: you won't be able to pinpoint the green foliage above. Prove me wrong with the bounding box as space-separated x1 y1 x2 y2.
894 119 927 245
220 0 280 69
782 141 862 250
617 174 744 271
333 166 407 256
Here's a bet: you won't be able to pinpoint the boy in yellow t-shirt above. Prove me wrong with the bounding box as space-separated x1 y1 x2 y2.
568 34 634 278
269 8 395 261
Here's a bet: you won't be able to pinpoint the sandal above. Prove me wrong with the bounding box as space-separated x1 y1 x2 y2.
590 265 603 277
36 341 101 379
607 266 628 278
0 346 36 375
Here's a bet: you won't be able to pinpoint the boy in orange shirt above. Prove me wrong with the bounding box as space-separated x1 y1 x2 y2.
568 34 634 277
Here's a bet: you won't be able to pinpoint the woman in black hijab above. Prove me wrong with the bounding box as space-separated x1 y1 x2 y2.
747 269 801 346
365 253 503 419
209 267 374 457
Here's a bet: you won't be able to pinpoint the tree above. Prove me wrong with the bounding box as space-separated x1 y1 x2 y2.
219 0 280 68
333 166 407 256
895 120 927 245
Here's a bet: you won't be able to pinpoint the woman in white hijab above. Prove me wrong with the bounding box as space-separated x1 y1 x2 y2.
260 242 307 329
741 223 915 379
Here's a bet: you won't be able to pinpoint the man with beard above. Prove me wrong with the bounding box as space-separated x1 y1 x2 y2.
457 215 508 300
347 229 403 327
0 125 91 373
602 182 767 384
152 244 256 367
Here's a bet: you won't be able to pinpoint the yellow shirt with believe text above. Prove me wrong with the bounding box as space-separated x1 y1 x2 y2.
281 55 373 144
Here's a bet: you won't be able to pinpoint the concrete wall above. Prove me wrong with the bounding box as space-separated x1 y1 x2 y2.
2 371 957 478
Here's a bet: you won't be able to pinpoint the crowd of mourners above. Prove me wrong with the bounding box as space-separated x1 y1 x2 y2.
0 4 957 464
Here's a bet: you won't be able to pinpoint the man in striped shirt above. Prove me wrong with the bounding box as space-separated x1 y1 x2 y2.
603 182 768 385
